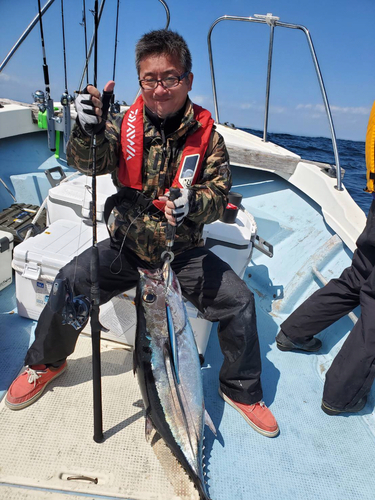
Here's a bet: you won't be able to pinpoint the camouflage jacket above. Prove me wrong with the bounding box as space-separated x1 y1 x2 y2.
66 98 231 266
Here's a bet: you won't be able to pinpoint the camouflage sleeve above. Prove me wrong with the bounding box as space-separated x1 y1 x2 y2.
187 128 232 225
66 113 123 176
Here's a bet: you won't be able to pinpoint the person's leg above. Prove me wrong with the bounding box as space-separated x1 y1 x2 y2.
25 238 140 366
6 239 140 410
322 264 375 412
279 268 362 345
322 202 375 412
279 201 375 347
173 247 279 437
173 247 262 404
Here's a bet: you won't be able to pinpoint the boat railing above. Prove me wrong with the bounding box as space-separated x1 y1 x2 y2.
207 13 343 191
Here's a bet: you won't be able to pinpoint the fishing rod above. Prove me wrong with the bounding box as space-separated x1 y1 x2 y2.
77 0 107 93
34 0 56 152
90 0 104 444
80 0 89 87
89 0 114 444
110 0 121 114
60 0 74 154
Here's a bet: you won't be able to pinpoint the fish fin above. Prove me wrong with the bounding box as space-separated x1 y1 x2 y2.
145 415 154 443
166 303 180 384
204 410 217 436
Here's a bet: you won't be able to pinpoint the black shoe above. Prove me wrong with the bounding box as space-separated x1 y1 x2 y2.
321 397 367 416
276 330 322 352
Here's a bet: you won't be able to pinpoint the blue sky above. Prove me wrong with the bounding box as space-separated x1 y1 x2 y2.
0 0 374 141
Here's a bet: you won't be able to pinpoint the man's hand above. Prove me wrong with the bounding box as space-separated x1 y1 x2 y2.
75 81 115 136
161 188 192 227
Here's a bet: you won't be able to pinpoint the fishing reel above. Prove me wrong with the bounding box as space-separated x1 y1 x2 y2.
60 92 75 106
49 277 90 330
32 89 46 112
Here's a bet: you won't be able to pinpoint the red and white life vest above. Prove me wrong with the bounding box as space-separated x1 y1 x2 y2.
118 95 214 192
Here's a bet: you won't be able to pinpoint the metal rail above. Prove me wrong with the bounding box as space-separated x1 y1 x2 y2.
133 0 170 102
0 0 56 73
159 0 170 29
207 13 343 191
80 0 169 95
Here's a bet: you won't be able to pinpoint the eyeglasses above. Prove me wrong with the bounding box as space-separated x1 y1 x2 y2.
139 71 190 90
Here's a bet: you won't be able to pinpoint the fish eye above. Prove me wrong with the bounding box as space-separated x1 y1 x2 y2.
143 291 156 303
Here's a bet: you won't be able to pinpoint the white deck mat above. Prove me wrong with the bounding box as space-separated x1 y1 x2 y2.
0 335 200 500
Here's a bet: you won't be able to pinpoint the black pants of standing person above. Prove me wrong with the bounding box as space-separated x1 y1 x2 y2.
280 199 375 410
25 240 263 405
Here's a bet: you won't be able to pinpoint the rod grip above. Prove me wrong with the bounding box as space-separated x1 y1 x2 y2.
165 187 181 242
101 89 113 123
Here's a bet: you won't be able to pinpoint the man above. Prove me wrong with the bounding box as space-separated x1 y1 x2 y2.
5 30 278 437
276 101 375 417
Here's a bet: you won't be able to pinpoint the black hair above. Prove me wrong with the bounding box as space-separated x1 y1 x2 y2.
135 29 192 75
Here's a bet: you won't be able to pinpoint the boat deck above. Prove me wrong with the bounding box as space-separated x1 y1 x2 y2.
0 166 374 500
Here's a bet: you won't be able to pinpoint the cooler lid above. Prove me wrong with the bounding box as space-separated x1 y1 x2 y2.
12 220 106 271
203 209 257 246
48 174 117 212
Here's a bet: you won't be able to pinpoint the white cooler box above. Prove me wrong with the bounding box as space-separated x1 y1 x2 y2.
0 229 14 291
47 173 117 225
12 220 108 320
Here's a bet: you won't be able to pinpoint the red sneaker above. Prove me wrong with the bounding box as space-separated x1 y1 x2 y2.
5 362 67 410
219 388 279 437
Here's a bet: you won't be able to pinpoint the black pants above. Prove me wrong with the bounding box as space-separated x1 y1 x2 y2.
25 241 263 405
281 200 375 409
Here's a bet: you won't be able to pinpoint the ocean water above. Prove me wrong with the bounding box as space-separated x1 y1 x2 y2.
243 128 371 216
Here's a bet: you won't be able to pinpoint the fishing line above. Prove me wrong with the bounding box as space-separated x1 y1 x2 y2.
109 204 160 274
70 134 95 290
77 0 107 93
60 0 74 155
109 0 121 113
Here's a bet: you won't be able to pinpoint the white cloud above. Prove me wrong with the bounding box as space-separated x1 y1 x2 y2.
296 103 370 115
271 105 287 114
0 73 11 82
191 94 209 105
331 105 369 115
0 72 22 84
239 102 286 114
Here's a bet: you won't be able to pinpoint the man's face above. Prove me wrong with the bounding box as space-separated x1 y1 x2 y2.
139 53 193 119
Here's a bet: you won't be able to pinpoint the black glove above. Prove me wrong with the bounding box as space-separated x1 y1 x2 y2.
75 86 105 136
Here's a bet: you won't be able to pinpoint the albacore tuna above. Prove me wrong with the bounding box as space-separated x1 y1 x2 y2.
133 267 215 500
